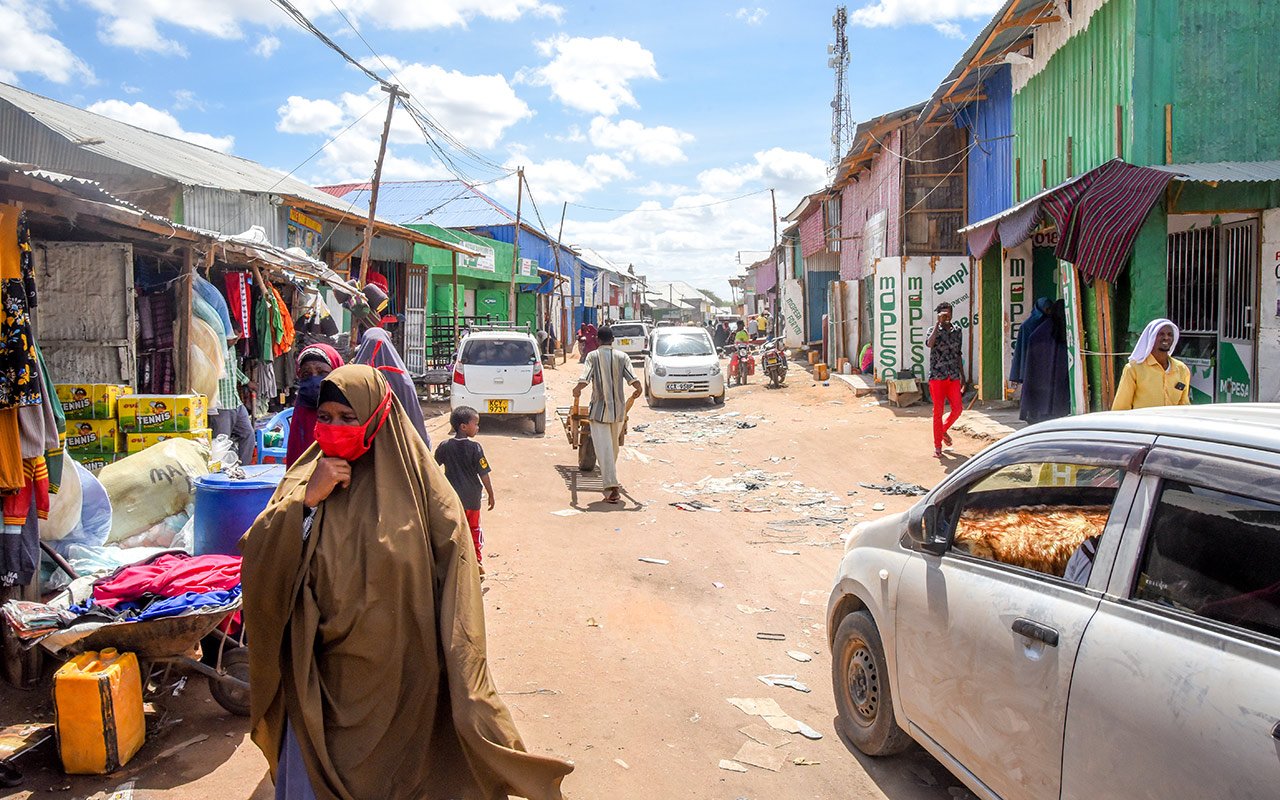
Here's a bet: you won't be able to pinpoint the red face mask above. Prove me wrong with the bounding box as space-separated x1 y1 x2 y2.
313 389 393 461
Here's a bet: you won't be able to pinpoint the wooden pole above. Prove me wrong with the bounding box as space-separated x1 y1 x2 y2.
1164 104 1173 164
451 253 459 354
554 200 569 364
176 247 194 393
509 167 525 326
770 188 779 336
1095 279 1116 407
1066 136 1074 178
1115 104 1124 159
352 84 404 346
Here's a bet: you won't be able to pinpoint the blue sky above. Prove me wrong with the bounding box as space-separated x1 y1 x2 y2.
8 0 1004 290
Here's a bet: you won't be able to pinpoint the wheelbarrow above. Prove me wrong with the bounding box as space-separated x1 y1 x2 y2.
557 397 637 472
51 601 249 718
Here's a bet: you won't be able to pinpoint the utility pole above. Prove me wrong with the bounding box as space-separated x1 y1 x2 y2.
554 201 569 363
770 187 779 336
352 83 406 347
508 167 525 326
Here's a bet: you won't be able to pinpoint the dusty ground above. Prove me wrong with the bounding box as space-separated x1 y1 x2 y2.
1 356 989 799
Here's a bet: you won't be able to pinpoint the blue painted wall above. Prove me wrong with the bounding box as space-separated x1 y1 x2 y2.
956 65 1013 227
806 270 840 342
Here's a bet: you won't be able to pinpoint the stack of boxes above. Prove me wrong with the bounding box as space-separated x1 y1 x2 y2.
57 385 210 473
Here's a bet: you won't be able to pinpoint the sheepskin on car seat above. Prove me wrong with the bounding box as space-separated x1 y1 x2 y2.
954 505 1110 576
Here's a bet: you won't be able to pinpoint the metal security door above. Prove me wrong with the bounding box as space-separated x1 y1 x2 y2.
32 242 136 384
404 264 426 374
1216 220 1256 402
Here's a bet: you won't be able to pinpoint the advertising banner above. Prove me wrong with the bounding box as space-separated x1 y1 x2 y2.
929 257 974 381
1059 261 1088 414
873 259 900 381
1002 241 1033 396
874 256 973 383
461 243 496 273
781 278 805 349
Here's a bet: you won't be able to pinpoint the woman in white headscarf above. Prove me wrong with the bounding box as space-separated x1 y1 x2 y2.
1112 318 1192 410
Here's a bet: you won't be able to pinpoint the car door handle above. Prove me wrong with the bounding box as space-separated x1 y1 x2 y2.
1272 721 1280 741
1012 618 1060 648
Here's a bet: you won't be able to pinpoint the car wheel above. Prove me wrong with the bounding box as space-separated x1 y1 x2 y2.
712 391 725 405
532 412 546 435
646 384 663 408
832 610 911 757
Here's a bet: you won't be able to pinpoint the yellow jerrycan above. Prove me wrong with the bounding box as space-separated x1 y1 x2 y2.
53 648 146 773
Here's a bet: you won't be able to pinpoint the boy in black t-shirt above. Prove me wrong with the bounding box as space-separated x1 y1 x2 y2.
434 406 494 574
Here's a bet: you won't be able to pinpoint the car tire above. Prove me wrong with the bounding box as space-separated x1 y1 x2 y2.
832 610 911 757
646 384 663 408
532 412 546 435
712 391 725 405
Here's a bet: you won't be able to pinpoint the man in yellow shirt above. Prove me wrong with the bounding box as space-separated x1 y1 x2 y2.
1112 318 1191 410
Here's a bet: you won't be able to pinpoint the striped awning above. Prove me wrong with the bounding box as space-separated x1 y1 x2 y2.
960 159 1174 283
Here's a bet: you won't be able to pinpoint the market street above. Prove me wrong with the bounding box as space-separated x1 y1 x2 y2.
2 361 988 799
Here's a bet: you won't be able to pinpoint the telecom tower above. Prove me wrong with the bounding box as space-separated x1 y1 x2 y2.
828 6 853 172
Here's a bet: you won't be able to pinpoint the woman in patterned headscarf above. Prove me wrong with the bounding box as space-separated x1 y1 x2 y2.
285 343 344 466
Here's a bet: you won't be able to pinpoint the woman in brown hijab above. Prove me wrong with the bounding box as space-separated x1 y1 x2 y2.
241 365 572 800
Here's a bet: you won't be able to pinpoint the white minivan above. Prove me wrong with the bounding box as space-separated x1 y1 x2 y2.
643 326 725 407
451 329 546 434
608 321 651 364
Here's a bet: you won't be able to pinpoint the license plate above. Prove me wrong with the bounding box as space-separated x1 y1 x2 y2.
620 338 632 345
765 354 780 365
670 382 694 391
487 399 510 414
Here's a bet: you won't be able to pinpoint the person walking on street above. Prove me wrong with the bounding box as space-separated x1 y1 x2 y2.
572 326 641 505
240 365 572 800
434 406 495 574
1112 318 1191 410
747 315 759 339
576 322 598 364
926 302 964 459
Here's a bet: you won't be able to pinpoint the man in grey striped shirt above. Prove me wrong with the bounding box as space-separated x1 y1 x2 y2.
572 326 642 504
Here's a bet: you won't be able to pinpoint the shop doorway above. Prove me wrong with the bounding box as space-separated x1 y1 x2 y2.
1166 218 1258 402
404 263 426 374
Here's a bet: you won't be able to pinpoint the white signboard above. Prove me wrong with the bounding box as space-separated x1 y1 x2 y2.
520 257 538 277
863 211 887 277
781 278 805 349
874 256 973 383
1002 241 1032 397
873 259 900 381
1059 261 1088 414
461 243 496 273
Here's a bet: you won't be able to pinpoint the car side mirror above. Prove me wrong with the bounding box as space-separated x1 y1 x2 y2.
907 503 949 555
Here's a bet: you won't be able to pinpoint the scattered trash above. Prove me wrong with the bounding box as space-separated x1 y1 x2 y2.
551 508 582 517
872 503 886 511
622 447 653 464
670 501 720 512
499 688 560 696
154 734 208 762
736 604 774 615
757 674 811 693
638 557 670 565
739 723 793 749
732 741 785 772
712 581 726 589
859 473 928 497
774 549 800 556
793 757 821 766
718 759 748 773
786 650 813 663
727 697 814 737
755 632 786 641
689 712 701 723
586 618 601 627
614 758 630 770
794 720 823 740
735 421 757 429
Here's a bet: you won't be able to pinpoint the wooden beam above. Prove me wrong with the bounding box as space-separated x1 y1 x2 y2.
996 7 1059 32
1164 103 1173 164
1095 280 1116 407
945 93 988 104
176 247 194 394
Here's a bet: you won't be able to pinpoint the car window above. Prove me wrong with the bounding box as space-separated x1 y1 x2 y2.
612 324 646 338
655 333 714 357
459 339 537 366
944 462 1123 582
1133 480 1280 640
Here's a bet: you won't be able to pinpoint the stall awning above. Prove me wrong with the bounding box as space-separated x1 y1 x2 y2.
959 159 1174 283
1150 160 1280 183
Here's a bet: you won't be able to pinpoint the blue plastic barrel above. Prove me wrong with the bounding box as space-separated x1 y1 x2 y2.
192 465 286 556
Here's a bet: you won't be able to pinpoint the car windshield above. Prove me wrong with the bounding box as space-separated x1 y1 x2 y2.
655 333 714 357
612 324 646 338
460 339 537 366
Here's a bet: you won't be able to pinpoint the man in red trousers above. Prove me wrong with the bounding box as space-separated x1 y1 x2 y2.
926 302 963 459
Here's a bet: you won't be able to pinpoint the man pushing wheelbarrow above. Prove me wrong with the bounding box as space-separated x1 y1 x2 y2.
570 326 642 504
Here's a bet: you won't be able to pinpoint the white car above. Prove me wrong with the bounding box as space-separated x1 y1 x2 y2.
451 329 545 434
608 321 650 363
644 326 725 407
827 405 1280 800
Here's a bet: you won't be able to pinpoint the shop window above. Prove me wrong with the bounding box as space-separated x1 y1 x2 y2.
1134 481 1280 641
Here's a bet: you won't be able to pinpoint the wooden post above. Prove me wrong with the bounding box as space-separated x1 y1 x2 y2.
1095 280 1116 407
553 201 569 363
1066 136 1074 178
1115 104 1124 159
509 167 525 326
352 84 405 347
1041 158 1048 190
176 246 194 393
451 253 459 354
1015 157 1022 201
770 188 779 337
1164 104 1173 164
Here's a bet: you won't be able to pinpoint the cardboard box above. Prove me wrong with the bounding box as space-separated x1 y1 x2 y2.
55 384 133 420
68 452 123 475
118 394 208 432
65 419 122 454
124 428 212 453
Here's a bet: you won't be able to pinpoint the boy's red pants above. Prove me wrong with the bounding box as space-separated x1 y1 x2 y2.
930 378 963 448
464 509 484 564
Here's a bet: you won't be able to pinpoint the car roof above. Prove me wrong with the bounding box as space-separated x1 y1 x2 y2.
652 326 711 335
1017 404 1280 454
463 330 535 341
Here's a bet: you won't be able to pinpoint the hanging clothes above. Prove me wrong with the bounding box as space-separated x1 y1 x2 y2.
354 328 429 448
1009 298 1051 385
1 487 37 588
267 283 296 357
0 205 39 409
225 271 252 340
1018 299 1071 424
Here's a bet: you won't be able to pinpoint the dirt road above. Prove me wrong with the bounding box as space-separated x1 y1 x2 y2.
2 358 988 799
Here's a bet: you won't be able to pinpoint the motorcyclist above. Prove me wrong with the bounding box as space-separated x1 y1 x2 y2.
734 321 750 343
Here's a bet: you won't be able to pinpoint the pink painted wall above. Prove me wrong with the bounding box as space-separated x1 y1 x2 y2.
839 127 903 280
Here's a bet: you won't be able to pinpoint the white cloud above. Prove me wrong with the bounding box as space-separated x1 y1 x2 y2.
587 117 694 165
634 181 691 197
171 89 205 111
0 0 94 84
697 147 827 195
521 35 659 116
735 7 768 25
86 99 235 152
498 152 632 205
253 35 280 58
341 0 564 30
848 0 1003 37
276 96 346 135
121 83 142 94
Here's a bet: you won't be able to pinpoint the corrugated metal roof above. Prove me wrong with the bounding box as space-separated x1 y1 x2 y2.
0 82 365 217
318 179 518 229
1151 160 1280 183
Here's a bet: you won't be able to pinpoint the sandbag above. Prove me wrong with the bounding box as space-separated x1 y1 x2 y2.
39 453 82 541
190 317 225 410
99 439 210 544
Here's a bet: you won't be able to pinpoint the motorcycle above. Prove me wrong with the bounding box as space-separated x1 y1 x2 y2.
727 342 755 387
761 337 787 388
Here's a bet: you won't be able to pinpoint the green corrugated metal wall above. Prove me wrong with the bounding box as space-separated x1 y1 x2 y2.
1012 0 1135 197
